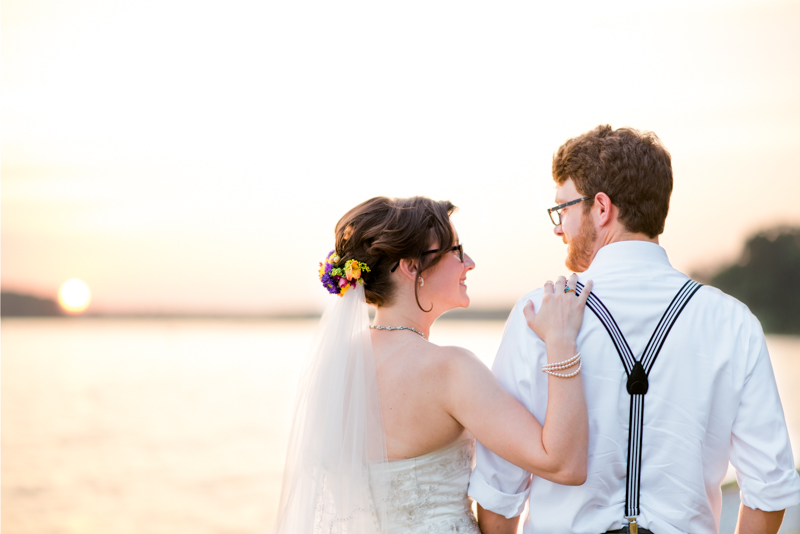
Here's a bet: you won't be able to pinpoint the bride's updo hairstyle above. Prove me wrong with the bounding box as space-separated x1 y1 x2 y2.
334 196 457 311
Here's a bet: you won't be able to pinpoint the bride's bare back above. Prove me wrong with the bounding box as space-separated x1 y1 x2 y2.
372 332 468 459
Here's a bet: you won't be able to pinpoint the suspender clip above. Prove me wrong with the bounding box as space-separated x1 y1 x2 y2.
626 516 638 534
626 361 648 395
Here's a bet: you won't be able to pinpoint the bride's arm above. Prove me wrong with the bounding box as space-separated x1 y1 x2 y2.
443 274 591 484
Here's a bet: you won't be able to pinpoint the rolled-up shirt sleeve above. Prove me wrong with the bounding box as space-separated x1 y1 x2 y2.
468 292 545 518
731 315 800 511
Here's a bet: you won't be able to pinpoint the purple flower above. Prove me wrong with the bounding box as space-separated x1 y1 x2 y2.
320 273 339 294
320 250 343 295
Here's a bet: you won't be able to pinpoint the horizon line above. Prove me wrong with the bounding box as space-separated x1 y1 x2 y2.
0 307 513 321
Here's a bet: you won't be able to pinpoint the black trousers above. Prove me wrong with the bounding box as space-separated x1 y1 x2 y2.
604 528 654 534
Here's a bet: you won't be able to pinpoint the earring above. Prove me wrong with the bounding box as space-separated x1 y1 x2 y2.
419 277 424 287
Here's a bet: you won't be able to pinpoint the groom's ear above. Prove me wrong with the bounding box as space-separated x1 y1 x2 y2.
594 192 615 227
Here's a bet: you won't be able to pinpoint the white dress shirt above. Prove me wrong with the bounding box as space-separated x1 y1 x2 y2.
468 241 800 534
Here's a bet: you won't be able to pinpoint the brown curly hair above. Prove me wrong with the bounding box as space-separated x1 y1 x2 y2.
552 125 673 238
334 196 457 310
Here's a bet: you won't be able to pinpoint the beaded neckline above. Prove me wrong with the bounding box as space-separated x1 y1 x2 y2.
369 325 428 340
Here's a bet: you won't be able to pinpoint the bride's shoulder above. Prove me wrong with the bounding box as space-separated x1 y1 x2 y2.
423 345 496 402
430 344 478 361
425 344 487 377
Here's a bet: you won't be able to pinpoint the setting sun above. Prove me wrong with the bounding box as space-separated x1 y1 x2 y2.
58 279 91 314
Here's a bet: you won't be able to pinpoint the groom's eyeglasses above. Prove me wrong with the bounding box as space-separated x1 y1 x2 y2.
390 244 464 273
547 196 591 226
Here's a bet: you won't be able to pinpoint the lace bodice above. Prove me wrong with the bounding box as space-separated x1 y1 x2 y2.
369 438 481 534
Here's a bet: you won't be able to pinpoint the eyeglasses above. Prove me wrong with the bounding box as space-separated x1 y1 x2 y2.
547 196 591 226
390 244 464 273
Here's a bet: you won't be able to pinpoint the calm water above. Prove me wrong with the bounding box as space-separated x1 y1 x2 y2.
2 318 799 534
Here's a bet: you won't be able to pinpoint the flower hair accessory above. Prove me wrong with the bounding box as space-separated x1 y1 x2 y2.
319 250 371 297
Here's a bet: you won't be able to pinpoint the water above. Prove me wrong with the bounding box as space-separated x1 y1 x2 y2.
2 318 798 533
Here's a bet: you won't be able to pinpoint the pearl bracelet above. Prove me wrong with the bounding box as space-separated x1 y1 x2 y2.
543 361 582 378
542 352 581 372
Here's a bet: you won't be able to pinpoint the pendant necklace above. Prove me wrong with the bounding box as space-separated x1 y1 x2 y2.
369 325 428 341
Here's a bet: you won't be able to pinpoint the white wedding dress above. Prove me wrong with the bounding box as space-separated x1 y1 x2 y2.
370 438 481 534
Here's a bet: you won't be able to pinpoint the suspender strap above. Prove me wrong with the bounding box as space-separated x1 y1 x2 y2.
574 279 702 518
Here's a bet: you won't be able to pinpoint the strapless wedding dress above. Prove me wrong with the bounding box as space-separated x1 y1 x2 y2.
370 438 481 533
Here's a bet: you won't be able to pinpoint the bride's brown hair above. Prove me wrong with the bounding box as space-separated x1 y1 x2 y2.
334 196 457 310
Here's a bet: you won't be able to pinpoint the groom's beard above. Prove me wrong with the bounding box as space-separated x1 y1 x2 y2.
565 211 597 273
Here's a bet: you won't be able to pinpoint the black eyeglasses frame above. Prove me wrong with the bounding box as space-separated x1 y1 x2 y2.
390 244 464 273
547 196 592 226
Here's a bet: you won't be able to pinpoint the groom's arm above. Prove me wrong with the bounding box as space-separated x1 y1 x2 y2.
477 504 520 534
730 318 800 522
468 293 544 523
736 506 784 534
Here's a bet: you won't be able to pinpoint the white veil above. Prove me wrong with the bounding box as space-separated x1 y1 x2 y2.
274 284 389 534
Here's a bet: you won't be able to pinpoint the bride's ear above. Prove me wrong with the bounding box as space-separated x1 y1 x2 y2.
395 259 419 282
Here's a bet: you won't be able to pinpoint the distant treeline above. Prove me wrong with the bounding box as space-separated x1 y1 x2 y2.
1 292 63 317
694 226 800 335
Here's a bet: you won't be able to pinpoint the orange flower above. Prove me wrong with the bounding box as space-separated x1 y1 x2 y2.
345 260 361 281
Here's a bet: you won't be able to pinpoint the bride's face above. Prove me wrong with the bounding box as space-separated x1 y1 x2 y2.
419 229 475 312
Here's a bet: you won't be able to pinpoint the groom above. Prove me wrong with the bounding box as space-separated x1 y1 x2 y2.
468 125 800 534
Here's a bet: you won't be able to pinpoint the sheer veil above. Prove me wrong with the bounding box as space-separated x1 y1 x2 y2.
274 284 389 534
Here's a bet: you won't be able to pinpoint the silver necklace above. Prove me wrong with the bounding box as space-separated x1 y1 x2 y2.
369 325 428 340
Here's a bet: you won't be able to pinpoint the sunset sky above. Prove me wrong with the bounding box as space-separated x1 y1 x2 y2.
3 0 800 314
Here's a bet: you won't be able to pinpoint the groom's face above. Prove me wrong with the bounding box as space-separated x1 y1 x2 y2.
553 178 597 273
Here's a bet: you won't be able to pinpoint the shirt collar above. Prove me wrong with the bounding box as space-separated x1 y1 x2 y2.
583 240 672 276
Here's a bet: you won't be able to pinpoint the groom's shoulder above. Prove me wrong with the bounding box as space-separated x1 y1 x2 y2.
497 287 547 344
512 287 544 312
692 282 763 330
492 289 547 373
500 288 544 328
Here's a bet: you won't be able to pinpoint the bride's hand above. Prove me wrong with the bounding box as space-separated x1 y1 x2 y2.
523 274 592 345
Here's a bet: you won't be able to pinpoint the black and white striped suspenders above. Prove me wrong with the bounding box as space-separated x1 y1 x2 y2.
574 279 703 531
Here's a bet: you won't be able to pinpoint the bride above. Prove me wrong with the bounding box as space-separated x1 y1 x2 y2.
275 196 592 533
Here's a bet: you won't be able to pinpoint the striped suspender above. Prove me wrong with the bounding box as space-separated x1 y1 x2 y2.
574 279 703 521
